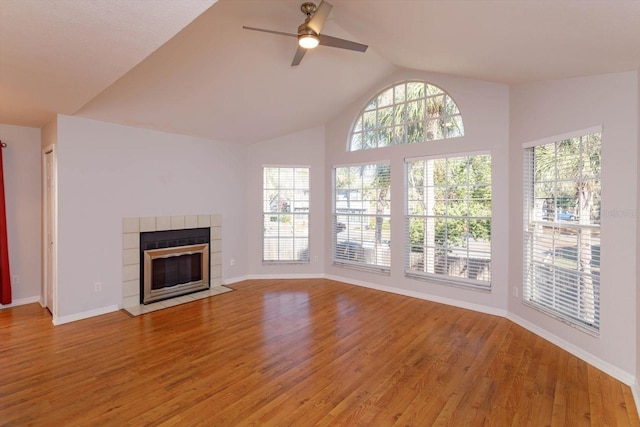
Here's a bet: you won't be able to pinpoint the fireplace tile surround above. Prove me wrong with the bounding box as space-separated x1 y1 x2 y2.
121 214 229 316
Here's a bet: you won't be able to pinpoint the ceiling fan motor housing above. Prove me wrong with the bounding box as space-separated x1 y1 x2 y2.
300 2 318 17
298 23 316 37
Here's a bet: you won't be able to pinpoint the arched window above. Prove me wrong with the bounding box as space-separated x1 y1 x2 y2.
349 81 464 151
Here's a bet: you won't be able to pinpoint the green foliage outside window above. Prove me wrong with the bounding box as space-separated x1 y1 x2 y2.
408 155 492 250
350 81 464 151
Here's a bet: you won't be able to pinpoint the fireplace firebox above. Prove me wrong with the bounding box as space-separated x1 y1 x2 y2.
140 228 210 304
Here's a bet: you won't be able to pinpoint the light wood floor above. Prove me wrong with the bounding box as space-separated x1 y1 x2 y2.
1 279 638 426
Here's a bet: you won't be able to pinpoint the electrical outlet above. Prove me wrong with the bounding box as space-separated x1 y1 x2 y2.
94 282 102 292
230 258 235 267
313 256 319 263
513 286 519 298
11 275 19 286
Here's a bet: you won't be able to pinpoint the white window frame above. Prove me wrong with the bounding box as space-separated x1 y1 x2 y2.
348 81 464 151
522 127 602 334
405 151 492 290
262 166 310 263
332 162 391 274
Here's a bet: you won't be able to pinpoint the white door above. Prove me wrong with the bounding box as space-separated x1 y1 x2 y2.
44 148 55 314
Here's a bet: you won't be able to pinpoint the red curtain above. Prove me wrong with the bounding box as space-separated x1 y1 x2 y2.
0 144 11 305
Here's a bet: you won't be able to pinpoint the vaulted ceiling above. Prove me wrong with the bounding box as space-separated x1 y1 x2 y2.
1 0 639 143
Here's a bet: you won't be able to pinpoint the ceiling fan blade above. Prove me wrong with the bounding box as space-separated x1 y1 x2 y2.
318 34 368 52
291 46 307 66
307 1 333 34
242 26 297 38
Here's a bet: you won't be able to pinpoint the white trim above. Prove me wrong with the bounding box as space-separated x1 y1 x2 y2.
405 149 491 163
332 160 391 169
522 135 602 333
52 305 120 325
632 379 640 420
227 274 325 283
521 300 599 337
507 312 635 386
262 166 311 263
222 275 251 285
325 274 507 318
405 271 491 292
521 125 603 148
0 295 41 309
347 80 465 152
262 164 311 168
42 144 58 319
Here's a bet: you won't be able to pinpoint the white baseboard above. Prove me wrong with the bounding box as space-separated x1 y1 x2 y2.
222 275 251 285
225 273 506 319
244 273 325 281
0 295 41 309
223 273 325 285
508 313 636 386
53 305 120 326
633 380 640 419
324 274 508 318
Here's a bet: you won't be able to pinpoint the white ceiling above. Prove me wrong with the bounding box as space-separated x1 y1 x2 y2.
0 0 218 127
1 0 639 144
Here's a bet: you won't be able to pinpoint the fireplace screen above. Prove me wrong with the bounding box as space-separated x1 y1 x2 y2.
152 252 202 290
140 228 210 304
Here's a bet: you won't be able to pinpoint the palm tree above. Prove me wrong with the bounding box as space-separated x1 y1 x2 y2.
407 156 491 277
530 133 601 325
370 164 391 243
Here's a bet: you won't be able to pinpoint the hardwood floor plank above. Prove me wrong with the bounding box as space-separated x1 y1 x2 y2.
622 384 640 427
0 279 637 426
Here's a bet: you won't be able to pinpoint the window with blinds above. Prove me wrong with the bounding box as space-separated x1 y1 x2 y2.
523 131 601 333
406 153 492 289
333 163 391 273
263 167 310 263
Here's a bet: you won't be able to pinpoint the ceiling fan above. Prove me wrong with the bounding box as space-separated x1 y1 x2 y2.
243 1 368 66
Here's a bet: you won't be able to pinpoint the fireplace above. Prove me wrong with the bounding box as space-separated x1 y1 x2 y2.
140 228 210 304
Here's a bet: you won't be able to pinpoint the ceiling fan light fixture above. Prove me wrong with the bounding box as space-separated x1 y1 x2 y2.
298 33 319 49
243 1 367 66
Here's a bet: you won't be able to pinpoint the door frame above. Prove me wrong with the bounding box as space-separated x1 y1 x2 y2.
42 145 58 318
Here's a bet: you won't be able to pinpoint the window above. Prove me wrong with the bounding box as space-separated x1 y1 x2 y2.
523 130 601 333
406 153 492 289
333 163 391 273
349 81 464 151
263 167 309 262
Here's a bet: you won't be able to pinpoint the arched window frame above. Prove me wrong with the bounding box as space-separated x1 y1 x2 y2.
348 81 464 151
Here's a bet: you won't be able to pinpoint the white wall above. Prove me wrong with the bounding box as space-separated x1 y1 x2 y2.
245 126 326 278
509 71 639 380
0 124 42 305
55 115 247 318
324 69 510 315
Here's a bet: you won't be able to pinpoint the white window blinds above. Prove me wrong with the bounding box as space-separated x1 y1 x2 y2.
405 153 492 289
333 163 391 273
523 131 601 333
263 167 310 262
